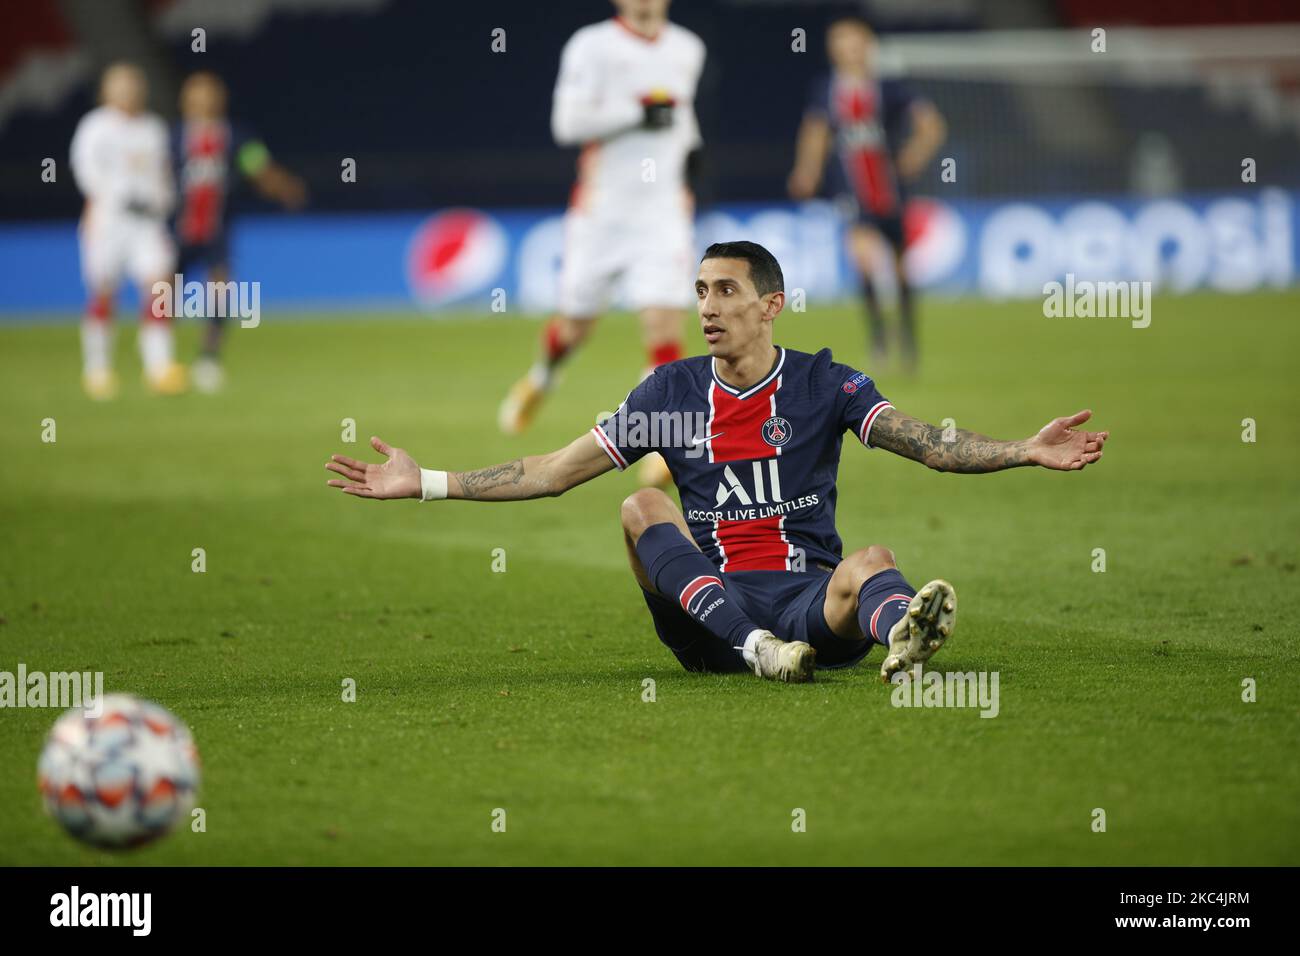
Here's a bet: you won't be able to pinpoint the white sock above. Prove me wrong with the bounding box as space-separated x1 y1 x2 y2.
527 360 552 391
138 321 174 375
741 629 767 671
80 320 114 375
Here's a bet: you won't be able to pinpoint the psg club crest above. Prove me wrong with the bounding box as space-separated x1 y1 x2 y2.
762 416 792 447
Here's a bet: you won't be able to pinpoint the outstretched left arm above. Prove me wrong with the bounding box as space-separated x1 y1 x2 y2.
869 407 1108 473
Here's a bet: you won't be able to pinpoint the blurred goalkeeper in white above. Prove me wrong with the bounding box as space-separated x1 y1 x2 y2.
71 62 184 399
498 0 705 488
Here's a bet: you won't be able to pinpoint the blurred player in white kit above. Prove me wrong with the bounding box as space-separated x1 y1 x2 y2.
498 0 705 487
71 62 184 399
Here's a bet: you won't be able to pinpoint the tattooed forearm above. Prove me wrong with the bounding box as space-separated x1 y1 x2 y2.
869 408 1033 473
451 458 534 500
445 432 618 501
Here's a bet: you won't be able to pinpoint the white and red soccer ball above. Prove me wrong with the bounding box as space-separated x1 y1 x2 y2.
37 694 200 849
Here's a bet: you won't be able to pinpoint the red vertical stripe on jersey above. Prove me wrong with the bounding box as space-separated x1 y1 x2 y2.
836 81 897 217
706 375 789 572
716 516 789 572
851 149 897 217
179 124 229 243
708 378 779 463
836 83 870 122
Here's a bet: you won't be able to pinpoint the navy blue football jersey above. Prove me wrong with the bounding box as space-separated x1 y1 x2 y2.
805 73 917 217
172 119 262 245
592 347 892 572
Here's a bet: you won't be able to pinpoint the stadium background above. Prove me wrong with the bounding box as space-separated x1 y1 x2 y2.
2 0 1299 868
1 0 1298 313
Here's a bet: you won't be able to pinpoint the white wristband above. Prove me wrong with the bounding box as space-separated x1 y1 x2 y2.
419 468 448 502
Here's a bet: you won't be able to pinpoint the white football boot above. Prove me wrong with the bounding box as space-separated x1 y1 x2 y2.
749 630 817 683
880 579 957 683
497 372 547 435
191 356 225 394
82 367 119 401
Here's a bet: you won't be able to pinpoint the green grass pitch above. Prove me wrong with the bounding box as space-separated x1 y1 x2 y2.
1 290 1298 866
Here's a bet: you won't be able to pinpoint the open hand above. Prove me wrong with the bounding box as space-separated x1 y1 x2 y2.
1029 410 1109 471
325 436 421 499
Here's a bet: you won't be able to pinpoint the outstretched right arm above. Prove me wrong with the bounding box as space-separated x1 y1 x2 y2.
325 431 616 502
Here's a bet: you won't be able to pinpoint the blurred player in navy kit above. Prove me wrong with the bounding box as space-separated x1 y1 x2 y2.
498 0 706 488
174 72 306 392
788 14 946 373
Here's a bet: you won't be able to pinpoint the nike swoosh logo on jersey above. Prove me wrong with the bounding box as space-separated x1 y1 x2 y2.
689 432 725 446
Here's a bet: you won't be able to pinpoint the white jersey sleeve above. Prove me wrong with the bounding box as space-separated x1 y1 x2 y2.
681 31 705 151
551 26 643 146
145 114 176 216
70 110 110 202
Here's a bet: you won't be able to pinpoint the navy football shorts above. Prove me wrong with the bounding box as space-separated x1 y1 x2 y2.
177 234 231 274
855 210 905 249
641 567 876 674
839 193 906 250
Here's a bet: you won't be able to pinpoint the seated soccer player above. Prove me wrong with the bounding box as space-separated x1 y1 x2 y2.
326 241 1107 683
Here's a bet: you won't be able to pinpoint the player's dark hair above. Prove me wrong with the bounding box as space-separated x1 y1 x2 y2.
701 241 785 296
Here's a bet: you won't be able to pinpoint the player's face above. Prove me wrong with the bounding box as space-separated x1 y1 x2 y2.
612 0 669 21
181 75 227 120
695 259 775 357
102 65 147 114
827 22 875 74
